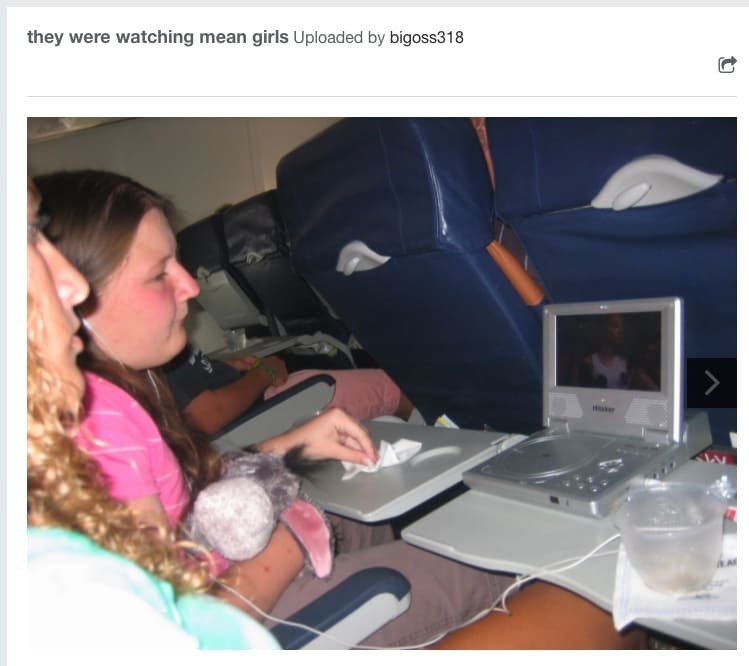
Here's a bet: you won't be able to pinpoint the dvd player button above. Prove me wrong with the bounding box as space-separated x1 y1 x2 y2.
599 458 624 473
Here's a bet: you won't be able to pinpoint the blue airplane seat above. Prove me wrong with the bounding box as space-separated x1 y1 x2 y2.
277 118 544 433
485 117 737 445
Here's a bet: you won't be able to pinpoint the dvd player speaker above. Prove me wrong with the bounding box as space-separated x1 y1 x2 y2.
549 392 583 419
624 398 669 429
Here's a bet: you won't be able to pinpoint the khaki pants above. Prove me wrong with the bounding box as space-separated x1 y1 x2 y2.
268 515 513 648
268 515 646 650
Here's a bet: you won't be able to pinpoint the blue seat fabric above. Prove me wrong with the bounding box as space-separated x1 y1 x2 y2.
276 117 735 443
277 118 543 433
486 118 737 444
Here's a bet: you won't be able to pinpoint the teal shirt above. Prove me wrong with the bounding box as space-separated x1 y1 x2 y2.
27 527 280 650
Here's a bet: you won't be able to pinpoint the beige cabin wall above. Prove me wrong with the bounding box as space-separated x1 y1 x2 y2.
27 117 339 231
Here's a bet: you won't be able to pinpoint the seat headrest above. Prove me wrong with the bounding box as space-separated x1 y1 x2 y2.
486 118 736 218
277 118 495 275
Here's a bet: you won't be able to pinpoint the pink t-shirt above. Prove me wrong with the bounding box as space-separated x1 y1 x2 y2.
76 372 190 528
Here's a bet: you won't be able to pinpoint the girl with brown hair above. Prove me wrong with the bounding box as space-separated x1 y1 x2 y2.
35 169 645 649
26 178 279 648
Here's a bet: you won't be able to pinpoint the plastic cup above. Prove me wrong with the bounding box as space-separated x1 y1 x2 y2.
614 483 727 595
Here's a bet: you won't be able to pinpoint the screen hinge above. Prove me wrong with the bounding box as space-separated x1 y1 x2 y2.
546 419 571 434
643 427 670 446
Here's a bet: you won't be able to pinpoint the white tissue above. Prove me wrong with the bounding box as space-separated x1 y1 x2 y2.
341 439 422 481
613 533 736 630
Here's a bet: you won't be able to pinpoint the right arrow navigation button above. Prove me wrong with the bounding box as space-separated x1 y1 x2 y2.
686 358 736 408
704 370 720 396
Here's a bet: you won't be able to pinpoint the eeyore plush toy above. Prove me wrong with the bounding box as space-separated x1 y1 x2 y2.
185 450 333 578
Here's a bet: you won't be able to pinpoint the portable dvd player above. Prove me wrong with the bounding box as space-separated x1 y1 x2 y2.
463 297 707 518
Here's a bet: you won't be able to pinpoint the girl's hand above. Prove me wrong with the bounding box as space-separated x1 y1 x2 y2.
265 408 378 466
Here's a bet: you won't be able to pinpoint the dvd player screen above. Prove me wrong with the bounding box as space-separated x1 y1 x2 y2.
555 311 661 392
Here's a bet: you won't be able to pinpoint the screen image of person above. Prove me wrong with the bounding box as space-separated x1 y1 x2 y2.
558 312 660 392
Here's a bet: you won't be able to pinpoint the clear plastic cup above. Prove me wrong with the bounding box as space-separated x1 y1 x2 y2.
614 482 727 595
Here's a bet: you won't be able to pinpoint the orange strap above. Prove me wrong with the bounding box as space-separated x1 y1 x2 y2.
470 117 495 189
486 241 545 307
471 118 545 306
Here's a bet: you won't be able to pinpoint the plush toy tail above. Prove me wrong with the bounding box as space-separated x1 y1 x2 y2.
280 498 333 578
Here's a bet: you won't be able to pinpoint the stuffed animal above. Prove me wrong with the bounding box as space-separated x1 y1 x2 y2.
186 451 334 578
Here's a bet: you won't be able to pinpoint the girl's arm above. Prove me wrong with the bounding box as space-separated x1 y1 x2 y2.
126 485 306 620
211 523 305 619
182 363 284 435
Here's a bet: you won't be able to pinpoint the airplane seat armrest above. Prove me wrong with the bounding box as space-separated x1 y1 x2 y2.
211 374 336 454
271 567 411 649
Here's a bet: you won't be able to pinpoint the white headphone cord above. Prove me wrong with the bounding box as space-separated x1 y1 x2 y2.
80 316 161 401
212 578 447 650
494 532 622 614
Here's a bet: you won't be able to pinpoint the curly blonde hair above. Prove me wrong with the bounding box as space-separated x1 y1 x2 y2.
26 293 214 594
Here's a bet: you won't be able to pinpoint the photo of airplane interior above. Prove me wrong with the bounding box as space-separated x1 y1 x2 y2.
27 117 736 650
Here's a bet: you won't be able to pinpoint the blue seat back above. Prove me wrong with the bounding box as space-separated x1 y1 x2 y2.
277 118 543 433
485 118 736 443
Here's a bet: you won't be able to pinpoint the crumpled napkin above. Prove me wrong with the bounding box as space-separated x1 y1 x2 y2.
613 533 736 630
341 439 422 481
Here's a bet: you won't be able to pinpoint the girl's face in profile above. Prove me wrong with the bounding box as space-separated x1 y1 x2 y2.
82 208 200 370
27 182 90 399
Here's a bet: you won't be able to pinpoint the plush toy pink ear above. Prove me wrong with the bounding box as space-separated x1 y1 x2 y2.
280 498 333 578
